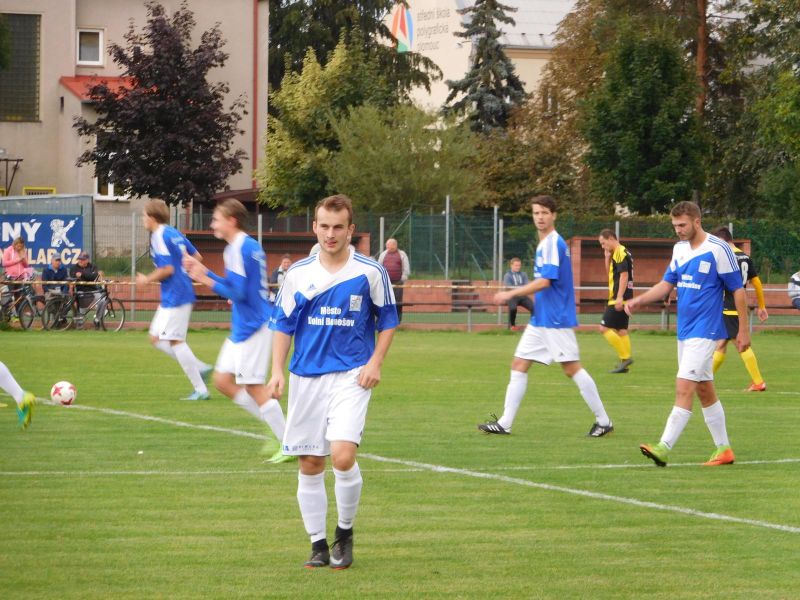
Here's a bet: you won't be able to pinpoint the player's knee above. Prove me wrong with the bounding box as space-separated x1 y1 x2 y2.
213 372 232 394
299 455 326 475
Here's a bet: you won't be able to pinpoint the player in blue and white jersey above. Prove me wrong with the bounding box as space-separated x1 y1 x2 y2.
182 199 290 464
627 201 750 467
136 199 211 401
479 195 613 438
267 194 398 570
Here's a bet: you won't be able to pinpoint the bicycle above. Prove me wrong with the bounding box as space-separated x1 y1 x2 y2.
0 275 45 330
43 279 126 331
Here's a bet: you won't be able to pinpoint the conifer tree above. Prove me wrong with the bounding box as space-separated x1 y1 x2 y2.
443 0 526 133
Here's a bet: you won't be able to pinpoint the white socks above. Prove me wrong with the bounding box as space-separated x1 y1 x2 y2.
660 406 692 450
572 368 611 427
498 370 528 430
297 472 327 543
233 389 261 419
172 342 208 394
702 401 729 447
334 463 363 530
0 361 24 405
297 464 364 542
259 399 286 440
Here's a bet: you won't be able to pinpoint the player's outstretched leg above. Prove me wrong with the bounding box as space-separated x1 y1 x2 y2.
478 370 526 434
0 361 35 430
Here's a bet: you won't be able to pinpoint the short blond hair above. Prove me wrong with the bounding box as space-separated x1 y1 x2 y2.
144 199 170 224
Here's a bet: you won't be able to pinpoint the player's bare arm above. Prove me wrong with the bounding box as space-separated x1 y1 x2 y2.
625 280 674 315
135 264 174 286
358 328 395 389
266 330 292 399
733 288 751 352
494 277 550 304
615 271 628 311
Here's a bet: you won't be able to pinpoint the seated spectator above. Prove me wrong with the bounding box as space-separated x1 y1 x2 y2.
789 271 800 310
269 254 292 301
42 256 69 296
503 257 534 330
69 251 104 312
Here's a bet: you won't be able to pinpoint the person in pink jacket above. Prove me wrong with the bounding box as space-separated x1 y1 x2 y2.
2 237 30 279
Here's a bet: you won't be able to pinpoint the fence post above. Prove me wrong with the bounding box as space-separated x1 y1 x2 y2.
258 214 263 247
467 305 472 333
379 217 385 256
492 205 498 281
497 217 504 326
130 213 136 323
445 195 450 279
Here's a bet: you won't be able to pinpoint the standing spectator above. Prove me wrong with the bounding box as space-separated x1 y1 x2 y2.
267 194 398 569
502 257 534 330
377 238 410 323
136 199 212 401
789 271 800 310
598 229 635 373
627 201 748 467
269 254 292 301
479 196 613 438
42 256 69 296
3 237 33 309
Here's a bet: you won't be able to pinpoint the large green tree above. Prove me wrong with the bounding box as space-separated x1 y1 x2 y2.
258 35 394 210
268 0 440 99
580 21 706 213
74 1 245 205
326 104 485 212
443 0 526 133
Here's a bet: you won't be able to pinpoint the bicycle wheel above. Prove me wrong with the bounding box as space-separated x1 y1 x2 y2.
44 297 73 331
18 299 35 330
101 299 126 331
31 295 46 330
75 305 101 331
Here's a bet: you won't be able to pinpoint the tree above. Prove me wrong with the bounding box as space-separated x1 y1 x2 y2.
74 1 246 206
325 104 486 212
443 0 527 133
258 35 395 210
581 21 706 213
268 0 440 99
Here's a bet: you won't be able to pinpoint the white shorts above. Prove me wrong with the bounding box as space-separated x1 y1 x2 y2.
149 304 193 341
514 325 580 365
215 325 272 385
282 367 371 456
676 338 718 382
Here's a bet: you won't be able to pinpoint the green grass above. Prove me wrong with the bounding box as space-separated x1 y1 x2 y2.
2 330 800 599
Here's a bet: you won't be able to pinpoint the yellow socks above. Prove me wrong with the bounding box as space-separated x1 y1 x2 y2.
713 350 727 373
739 347 764 385
603 329 627 360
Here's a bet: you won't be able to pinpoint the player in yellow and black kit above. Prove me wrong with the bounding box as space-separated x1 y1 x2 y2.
598 229 634 373
710 227 768 391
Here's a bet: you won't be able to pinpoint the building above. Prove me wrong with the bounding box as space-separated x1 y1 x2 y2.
387 0 576 110
0 0 268 217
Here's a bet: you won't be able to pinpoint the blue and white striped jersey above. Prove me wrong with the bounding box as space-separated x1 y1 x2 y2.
150 224 198 308
532 230 578 328
207 231 271 343
663 234 742 340
270 246 399 377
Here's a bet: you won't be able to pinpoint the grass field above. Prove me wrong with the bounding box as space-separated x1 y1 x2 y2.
2 328 799 599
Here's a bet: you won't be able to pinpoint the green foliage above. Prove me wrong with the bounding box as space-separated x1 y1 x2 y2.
258 35 396 210
326 104 485 212
73 1 245 206
580 21 707 213
268 0 440 100
443 0 527 133
755 69 800 160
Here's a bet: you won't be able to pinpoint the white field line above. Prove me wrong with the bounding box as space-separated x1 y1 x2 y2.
11 400 800 535
0 468 428 477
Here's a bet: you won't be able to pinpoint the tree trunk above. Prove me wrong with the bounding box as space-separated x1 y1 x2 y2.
695 0 707 117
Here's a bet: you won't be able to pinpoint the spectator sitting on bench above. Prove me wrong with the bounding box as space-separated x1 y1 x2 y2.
503 257 534 331
42 256 69 297
789 271 800 310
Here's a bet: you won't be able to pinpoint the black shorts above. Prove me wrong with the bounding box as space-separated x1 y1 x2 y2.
723 314 739 340
601 305 630 330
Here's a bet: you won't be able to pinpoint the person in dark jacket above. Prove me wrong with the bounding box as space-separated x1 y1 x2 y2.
42 256 69 295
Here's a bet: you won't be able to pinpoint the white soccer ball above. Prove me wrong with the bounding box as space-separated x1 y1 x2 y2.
51 381 77 406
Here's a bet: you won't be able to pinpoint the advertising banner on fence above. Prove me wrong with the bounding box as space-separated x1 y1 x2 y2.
0 214 85 266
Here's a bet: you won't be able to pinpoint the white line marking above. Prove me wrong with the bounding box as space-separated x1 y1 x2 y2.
0 468 428 477
23 400 800 535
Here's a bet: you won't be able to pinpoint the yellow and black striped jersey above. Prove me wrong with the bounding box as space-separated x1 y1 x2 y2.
607 244 634 305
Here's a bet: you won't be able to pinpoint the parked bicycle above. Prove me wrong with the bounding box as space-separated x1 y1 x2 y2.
43 279 126 331
0 275 46 330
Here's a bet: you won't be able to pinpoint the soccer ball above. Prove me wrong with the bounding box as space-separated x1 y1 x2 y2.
51 381 77 406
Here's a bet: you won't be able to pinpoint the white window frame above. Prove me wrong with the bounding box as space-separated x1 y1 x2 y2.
94 172 127 202
77 29 104 66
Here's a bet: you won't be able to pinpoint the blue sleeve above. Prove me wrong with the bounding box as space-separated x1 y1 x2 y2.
375 303 399 331
184 237 198 256
663 261 678 285
211 270 248 302
720 270 743 293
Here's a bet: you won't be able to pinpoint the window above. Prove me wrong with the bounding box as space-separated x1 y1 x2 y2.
77 29 103 66
94 170 125 201
0 13 41 122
